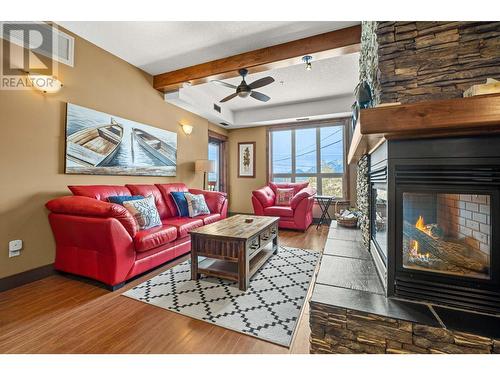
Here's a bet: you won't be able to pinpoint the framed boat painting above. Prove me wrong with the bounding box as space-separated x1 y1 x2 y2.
64 103 177 176
238 142 255 178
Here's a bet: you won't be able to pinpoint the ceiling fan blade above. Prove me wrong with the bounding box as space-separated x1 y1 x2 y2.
220 92 238 103
250 91 271 102
211 80 237 90
248 76 275 90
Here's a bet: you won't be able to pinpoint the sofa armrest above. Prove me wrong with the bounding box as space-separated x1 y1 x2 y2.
46 196 137 237
188 189 227 214
48 213 135 286
290 187 316 210
252 186 275 209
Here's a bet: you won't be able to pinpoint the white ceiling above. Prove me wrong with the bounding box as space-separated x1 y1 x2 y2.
167 53 359 127
57 21 359 75
192 53 359 111
58 21 360 128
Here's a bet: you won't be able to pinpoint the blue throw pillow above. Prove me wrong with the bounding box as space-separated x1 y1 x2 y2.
108 195 144 205
170 191 189 217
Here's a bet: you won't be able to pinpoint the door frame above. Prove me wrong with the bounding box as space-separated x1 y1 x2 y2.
208 130 229 193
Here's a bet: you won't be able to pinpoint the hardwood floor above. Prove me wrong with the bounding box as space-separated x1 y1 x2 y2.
0 226 328 354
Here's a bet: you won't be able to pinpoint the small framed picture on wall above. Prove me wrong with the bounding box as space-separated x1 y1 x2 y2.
238 142 256 178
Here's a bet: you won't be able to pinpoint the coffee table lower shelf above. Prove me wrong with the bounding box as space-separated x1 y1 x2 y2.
197 245 275 284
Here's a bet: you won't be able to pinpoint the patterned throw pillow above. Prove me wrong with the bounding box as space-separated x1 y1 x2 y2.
184 193 210 218
107 195 144 205
275 188 294 206
123 195 161 230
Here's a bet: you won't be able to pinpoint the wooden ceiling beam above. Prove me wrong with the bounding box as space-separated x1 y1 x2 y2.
153 25 361 92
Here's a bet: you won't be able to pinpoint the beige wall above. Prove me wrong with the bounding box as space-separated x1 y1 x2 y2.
0 32 212 278
227 126 268 213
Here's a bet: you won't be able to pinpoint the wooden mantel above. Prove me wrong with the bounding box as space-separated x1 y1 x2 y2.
348 94 500 164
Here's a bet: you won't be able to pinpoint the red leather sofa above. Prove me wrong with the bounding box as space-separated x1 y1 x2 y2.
251 182 316 231
45 183 228 290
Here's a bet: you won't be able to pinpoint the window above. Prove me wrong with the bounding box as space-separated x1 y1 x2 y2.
269 121 347 198
208 141 220 191
208 130 228 192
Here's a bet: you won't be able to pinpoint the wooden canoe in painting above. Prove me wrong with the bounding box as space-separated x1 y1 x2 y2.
133 128 176 166
66 119 124 167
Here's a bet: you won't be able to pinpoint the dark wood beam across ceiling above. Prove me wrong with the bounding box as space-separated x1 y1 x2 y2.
153 25 361 92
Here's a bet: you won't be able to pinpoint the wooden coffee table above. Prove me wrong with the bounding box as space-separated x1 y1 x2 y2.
189 214 279 291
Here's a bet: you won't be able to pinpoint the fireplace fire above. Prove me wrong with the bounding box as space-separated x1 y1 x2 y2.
402 193 491 280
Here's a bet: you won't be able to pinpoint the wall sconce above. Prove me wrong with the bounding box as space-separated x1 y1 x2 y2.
302 55 313 71
181 123 193 135
28 73 63 93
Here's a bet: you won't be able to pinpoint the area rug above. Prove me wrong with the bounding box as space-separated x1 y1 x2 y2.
122 245 320 347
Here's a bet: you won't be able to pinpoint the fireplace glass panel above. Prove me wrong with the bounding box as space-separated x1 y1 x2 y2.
372 186 388 261
402 192 491 279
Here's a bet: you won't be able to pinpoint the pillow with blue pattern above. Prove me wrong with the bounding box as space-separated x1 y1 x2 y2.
170 191 189 217
108 195 144 205
122 195 161 230
184 193 210 218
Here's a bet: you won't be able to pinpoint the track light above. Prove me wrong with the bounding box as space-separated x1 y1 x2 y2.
302 55 313 71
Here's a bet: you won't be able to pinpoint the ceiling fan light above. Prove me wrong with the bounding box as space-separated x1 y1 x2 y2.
238 91 250 98
302 55 313 71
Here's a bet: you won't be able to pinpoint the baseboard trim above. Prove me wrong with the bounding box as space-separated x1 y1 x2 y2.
0 264 55 293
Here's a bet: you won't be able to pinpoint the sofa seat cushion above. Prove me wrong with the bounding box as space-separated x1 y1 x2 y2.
134 225 178 253
264 205 294 217
196 213 221 225
161 217 203 238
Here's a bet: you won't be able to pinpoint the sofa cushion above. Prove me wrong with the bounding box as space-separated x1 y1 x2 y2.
252 186 275 208
68 185 131 201
161 217 203 238
156 183 189 217
264 205 294 217
133 225 177 253
269 182 308 195
126 184 169 219
196 213 221 225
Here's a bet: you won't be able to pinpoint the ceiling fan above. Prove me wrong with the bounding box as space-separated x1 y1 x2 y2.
212 68 274 103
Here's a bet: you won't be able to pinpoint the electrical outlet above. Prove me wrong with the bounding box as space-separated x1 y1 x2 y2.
9 240 22 258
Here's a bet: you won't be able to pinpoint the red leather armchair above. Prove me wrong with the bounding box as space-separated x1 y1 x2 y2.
46 184 228 290
251 182 316 231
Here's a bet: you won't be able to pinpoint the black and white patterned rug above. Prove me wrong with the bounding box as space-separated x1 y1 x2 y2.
122 246 320 347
